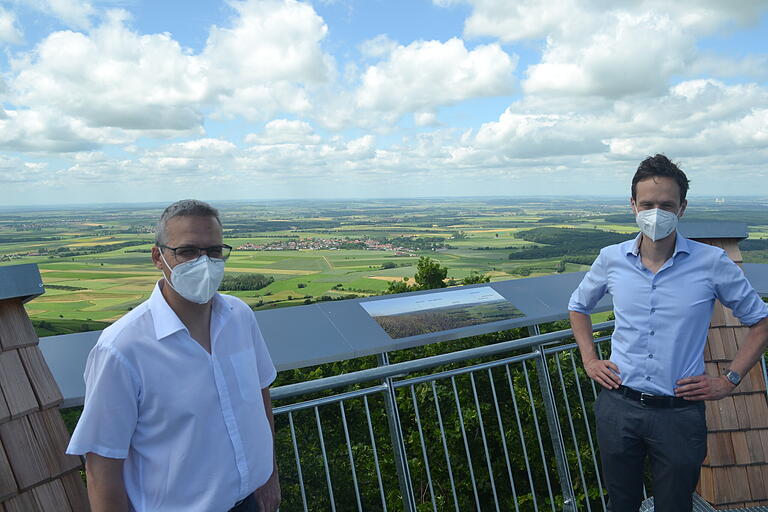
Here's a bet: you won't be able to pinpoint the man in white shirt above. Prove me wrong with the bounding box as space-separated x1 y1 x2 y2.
67 199 281 512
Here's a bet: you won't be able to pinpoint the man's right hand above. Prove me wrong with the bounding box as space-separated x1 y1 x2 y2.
584 359 622 389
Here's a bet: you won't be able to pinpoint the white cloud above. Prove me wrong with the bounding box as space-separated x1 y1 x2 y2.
245 119 321 145
414 111 438 126
446 0 768 99
18 0 96 30
359 34 398 58
203 0 332 119
0 6 23 44
356 38 516 115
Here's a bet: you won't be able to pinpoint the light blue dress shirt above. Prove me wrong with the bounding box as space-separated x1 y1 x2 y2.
569 232 768 396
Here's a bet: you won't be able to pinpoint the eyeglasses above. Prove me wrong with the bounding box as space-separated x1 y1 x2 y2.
159 244 232 262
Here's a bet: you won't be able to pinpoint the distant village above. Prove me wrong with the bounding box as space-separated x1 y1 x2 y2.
237 237 414 255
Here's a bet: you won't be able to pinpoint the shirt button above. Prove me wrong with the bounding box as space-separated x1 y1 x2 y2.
650 330 655 336
649 354 654 359
650 308 656 313
646 376 652 381
652 285 657 290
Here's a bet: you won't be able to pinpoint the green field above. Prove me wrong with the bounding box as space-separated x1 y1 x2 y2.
2 197 767 332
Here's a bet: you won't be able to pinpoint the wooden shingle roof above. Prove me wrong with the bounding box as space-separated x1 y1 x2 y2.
0 264 89 511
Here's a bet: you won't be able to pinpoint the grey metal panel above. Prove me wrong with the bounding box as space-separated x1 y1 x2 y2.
743 263 768 297
253 272 613 369
39 330 100 408
678 221 748 240
0 263 45 303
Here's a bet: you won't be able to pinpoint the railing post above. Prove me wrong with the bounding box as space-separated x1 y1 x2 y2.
530 325 578 512
377 352 416 512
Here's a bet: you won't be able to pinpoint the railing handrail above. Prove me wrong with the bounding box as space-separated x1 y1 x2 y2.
271 320 615 400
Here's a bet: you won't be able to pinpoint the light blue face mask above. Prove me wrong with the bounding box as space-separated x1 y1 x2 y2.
160 252 225 304
635 208 679 241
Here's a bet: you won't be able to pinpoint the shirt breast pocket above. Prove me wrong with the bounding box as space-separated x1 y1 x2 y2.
230 348 262 403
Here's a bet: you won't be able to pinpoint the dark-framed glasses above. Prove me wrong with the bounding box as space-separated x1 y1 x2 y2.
159 244 232 262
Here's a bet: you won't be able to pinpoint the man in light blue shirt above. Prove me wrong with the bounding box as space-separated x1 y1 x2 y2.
569 154 768 512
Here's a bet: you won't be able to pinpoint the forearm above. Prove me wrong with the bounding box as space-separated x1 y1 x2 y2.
570 311 598 364
729 317 768 377
85 454 130 512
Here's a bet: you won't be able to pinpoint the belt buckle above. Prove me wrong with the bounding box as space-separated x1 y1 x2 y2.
640 392 652 406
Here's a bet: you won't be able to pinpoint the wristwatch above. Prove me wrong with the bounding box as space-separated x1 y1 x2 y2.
724 369 742 387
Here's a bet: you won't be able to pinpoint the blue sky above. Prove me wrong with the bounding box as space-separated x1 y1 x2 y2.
1 0 767 206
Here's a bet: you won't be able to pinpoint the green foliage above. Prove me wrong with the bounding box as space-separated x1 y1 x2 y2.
381 261 397 269
510 227 629 260
461 271 491 285
414 256 448 290
219 272 274 291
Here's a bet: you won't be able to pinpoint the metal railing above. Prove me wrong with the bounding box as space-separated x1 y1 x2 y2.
269 322 617 512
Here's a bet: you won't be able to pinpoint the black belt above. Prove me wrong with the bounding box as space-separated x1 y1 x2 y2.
612 385 695 408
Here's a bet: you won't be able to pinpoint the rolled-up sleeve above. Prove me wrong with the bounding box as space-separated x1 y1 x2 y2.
569 250 609 315
66 345 140 459
713 251 768 326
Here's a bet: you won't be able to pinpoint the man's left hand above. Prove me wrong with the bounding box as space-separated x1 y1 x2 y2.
675 374 735 401
254 466 281 512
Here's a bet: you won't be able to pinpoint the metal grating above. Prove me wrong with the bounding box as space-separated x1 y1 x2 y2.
641 494 768 511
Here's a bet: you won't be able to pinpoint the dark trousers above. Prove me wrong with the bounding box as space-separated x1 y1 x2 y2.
594 389 707 512
229 493 258 512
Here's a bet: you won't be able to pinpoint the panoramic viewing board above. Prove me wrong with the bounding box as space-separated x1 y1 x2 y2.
360 286 524 340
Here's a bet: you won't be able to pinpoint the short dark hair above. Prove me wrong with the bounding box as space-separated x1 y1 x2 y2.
631 154 690 203
155 199 221 245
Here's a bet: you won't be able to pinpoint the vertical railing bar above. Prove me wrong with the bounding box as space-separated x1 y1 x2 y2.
506 364 534 511
378 353 416 512
451 375 482 510
470 372 501 512
488 367 520 512
289 412 309 512
762 354 768 404
364 395 388 512
554 353 591 512
339 401 363 511
523 359 557 511
431 381 460 512
569 351 606 510
314 406 337 512
410 384 437 512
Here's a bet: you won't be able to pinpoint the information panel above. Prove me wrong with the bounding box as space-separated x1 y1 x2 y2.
360 286 524 339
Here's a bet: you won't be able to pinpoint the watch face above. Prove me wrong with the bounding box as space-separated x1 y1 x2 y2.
725 370 741 385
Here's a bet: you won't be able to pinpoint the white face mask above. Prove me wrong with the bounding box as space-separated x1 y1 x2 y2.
635 208 679 242
160 252 225 304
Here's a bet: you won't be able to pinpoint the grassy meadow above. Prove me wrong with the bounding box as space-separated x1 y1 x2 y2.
1 197 767 334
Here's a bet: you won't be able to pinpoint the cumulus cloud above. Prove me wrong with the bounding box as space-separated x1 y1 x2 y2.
356 38 516 114
0 6 23 44
2 0 334 152
245 119 322 145
443 0 768 99
18 0 96 30
359 34 399 58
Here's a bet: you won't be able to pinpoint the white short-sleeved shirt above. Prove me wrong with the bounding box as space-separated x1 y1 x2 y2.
67 282 277 512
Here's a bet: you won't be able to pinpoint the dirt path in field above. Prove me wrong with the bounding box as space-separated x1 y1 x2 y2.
322 255 334 270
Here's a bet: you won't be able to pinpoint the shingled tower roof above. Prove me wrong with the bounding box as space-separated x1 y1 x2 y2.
0 264 89 511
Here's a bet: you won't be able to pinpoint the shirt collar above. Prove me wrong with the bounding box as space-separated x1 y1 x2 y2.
627 231 691 257
149 280 229 341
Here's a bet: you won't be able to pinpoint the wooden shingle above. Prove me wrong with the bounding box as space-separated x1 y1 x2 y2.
706 432 735 466
0 439 17 501
706 327 726 359
719 328 738 360
698 465 715 500
37 409 81 475
746 429 767 464
710 301 727 329
18 346 63 409
732 395 751 430
0 387 10 424
716 396 740 430
0 417 48 490
61 471 90 512
746 394 768 428
32 480 72 512
2 491 37 512
0 301 38 351
0 350 39 419
730 430 750 461
726 466 751 503
747 464 768 500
